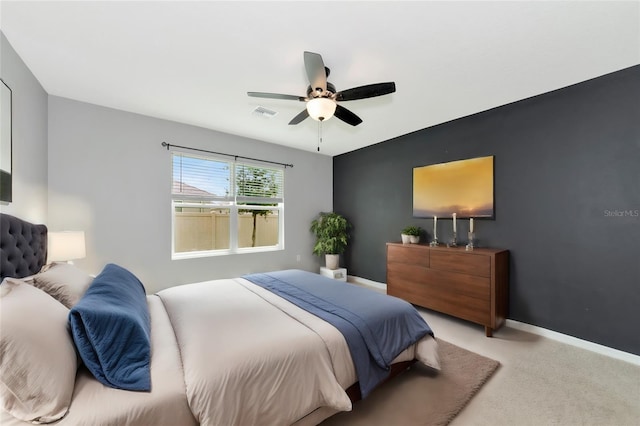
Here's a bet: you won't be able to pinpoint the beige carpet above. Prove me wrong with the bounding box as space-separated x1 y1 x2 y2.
321 339 499 426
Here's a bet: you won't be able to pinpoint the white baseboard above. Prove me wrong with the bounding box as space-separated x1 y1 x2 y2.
346 275 640 366
505 320 640 366
347 275 387 291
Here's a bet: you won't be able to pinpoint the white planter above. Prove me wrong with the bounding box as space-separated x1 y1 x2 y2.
401 234 411 244
409 235 420 244
325 254 340 270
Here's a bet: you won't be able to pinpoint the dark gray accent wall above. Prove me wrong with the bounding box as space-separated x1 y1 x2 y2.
334 65 640 355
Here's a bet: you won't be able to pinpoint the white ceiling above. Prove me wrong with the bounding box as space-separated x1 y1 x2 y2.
1 1 638 156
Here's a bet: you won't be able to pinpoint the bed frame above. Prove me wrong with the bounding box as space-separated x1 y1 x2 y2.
345 360 415 402
0 213 47 280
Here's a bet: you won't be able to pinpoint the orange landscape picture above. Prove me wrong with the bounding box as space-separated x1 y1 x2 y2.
413 156 494 218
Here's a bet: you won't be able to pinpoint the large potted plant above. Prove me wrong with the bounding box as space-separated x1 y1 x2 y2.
310 212 351 270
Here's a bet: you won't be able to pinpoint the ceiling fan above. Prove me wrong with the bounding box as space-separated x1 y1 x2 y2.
248 51 396 126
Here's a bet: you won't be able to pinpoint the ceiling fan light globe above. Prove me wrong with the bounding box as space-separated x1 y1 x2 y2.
307 97 337 121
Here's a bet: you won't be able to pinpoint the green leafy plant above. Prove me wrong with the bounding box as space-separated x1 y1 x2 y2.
310 212 351 256
401 225 421 236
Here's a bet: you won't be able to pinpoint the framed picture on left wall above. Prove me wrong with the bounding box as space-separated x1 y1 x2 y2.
0 79 12 203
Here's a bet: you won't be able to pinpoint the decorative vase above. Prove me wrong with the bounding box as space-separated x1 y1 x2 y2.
409 235 420 244
325 254 340 270
401 234 411 244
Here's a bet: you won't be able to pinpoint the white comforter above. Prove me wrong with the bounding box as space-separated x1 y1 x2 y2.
158 278 352 425
157 278 440 426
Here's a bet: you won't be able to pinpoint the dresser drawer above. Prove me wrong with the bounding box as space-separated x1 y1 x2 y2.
387 244 429 268
423 269 490 300
388 269 490 325
430 251 490 277
387 262 428 288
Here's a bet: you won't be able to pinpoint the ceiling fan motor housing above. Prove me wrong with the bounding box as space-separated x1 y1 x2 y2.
307 82 337 99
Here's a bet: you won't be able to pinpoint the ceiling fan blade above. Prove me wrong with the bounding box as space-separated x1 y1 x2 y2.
304 51 327 94
247 92 306 101
335 82 396 101
334 104 363 126
288 109 309 125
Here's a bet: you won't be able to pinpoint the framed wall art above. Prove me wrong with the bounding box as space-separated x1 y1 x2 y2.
1 79 12 203
413 155 494 218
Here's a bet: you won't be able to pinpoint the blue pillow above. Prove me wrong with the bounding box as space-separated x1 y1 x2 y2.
69 263 151 391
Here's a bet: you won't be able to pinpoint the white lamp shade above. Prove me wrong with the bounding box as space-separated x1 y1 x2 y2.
48 231 86 262
306 97 336 121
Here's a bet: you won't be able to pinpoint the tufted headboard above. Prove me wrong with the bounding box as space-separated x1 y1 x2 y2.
0 213 48 280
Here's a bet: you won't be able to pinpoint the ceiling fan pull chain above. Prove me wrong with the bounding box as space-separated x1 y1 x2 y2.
317 120 325 152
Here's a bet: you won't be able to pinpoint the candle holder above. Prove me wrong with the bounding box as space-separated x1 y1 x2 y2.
466 232 475 251
449 232 457 247
429 237 439 247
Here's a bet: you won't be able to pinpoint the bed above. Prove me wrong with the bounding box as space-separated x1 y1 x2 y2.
0 213 440 425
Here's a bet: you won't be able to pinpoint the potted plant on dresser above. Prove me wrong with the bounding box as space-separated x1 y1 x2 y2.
401 225 421 244
310 212 351 270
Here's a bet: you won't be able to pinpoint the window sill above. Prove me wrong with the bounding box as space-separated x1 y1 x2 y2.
172 245 283 260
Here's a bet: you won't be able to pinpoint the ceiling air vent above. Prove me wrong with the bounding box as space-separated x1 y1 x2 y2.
252 106 278 118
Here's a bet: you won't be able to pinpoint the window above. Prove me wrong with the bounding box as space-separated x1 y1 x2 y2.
171 151 284 259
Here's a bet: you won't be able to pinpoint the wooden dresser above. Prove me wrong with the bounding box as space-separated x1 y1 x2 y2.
386 242 509 336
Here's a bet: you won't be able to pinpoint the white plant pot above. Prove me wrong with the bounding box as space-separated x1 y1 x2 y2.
409 235 420 244
401 234 411 244
325 254 340 270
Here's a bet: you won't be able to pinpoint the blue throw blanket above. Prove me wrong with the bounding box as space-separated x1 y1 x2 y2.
69 263 151 391
243 269 433 397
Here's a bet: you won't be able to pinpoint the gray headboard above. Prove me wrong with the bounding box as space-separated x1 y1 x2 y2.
0 213 47 280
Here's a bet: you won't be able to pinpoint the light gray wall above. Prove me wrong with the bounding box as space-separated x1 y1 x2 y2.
0 32 48 222
48 96 332 292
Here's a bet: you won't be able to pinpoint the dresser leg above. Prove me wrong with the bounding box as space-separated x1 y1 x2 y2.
485 326 493 337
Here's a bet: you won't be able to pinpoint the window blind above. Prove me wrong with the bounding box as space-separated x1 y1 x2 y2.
235 163 284 204
172 152 284 203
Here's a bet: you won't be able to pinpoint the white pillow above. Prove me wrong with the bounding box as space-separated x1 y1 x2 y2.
30 262 93 308
0 278 78 423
